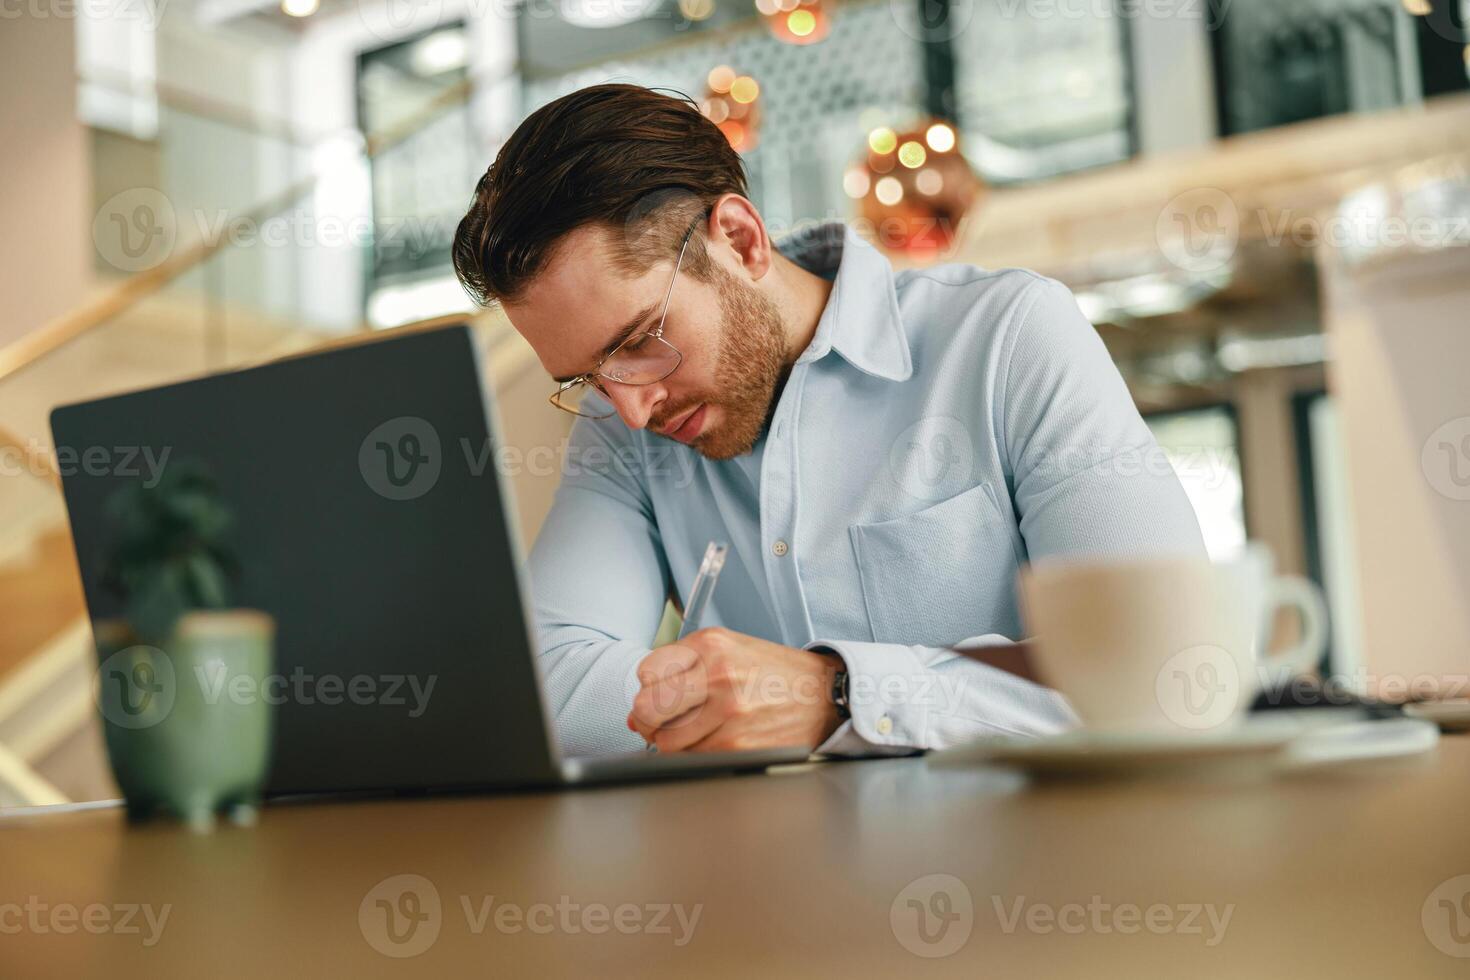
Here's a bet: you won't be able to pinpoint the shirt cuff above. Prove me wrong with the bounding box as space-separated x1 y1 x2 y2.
806 636 1080 755
805 639 933 755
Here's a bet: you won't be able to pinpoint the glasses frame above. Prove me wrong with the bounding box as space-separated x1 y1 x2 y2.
549 221 698 419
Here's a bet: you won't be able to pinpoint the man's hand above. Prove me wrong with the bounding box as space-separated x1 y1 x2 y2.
627 627 842 753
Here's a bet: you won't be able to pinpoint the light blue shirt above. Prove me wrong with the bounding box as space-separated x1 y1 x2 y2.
529 223 1205 756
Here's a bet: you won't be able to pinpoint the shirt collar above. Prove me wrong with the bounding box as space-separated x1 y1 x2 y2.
775 222 914 382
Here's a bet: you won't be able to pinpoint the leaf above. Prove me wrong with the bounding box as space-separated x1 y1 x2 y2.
99 459 241 638
185 554 230 610
126 562 189 644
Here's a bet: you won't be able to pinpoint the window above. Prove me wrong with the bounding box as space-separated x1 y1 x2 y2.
952 1 1135 183
1208 0 1418 137
357 25 477 287
1293 391 1364 677
1145 406 1247 561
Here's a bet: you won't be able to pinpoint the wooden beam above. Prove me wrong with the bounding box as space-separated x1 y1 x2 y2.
0 741 69 808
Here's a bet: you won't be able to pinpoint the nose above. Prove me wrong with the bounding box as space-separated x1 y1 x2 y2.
602 382 665 431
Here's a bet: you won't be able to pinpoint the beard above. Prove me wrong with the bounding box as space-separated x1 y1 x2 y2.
686 264 790 461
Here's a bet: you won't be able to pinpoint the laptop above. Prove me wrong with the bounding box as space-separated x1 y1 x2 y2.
50 325 810 795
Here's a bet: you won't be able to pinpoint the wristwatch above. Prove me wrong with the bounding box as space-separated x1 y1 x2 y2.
830 667 851 721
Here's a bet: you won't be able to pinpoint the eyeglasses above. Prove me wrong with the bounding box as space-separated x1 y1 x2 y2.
549 223 696 419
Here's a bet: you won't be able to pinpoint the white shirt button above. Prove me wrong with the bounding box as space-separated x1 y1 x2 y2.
876 716 894 736
772 539 789 557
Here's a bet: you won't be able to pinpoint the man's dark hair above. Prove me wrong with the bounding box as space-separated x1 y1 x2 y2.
452 84 749 306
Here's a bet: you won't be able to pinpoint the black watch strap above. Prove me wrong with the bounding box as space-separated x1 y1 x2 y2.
831 668 851 721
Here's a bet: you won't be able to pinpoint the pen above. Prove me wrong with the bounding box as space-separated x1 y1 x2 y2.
678 540 729 640
646 540 729 752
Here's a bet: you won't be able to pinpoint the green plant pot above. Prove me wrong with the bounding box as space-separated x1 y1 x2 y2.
94 610 275 831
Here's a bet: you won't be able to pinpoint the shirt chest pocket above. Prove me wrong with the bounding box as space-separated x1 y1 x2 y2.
847 482 1023 647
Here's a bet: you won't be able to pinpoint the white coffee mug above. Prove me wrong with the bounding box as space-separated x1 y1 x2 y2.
1020 544 1327 734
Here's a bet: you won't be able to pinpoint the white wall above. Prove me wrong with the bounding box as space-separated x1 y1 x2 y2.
1322 243 1470 696
151 16 317 328
0 15 93 348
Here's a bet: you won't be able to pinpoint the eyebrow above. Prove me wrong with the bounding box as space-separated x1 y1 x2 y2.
551 301 659 384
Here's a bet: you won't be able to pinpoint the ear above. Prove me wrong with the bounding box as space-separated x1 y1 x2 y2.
706 195 773 282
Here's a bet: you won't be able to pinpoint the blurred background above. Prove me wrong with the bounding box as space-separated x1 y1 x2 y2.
2 0 1468 804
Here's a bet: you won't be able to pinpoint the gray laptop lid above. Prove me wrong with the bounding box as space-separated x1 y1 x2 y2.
50 326 562 795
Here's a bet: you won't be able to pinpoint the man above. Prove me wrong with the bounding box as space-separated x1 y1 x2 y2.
452 84 1204 758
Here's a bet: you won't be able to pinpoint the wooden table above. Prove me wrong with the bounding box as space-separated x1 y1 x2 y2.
3 738 1468 978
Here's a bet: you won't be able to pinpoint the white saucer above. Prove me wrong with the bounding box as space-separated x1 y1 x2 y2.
1282 717 1439 767
928 718 1310 779
1404 699 1470 732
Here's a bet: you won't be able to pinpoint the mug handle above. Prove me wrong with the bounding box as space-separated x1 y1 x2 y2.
1260 574 1328 681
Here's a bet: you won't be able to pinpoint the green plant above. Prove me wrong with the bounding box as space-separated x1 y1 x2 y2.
99 461 239 644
